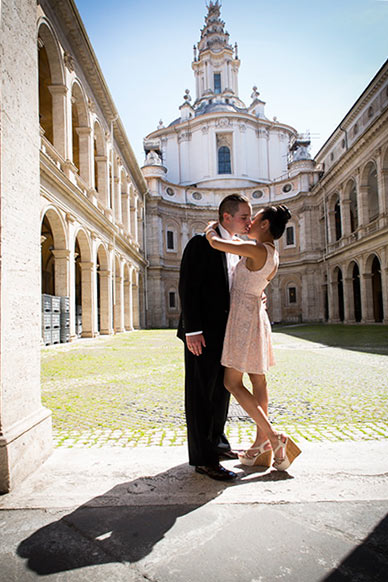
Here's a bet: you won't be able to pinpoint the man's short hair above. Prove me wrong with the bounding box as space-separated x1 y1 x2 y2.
218 194 249 223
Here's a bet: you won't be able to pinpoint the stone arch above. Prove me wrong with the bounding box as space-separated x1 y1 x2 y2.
93 120 108 206
123 263 133 331
71 80 90 183
361 160 379 221
37 20 66 156
96 243 111 335
40 206 68 297
365 253 384 322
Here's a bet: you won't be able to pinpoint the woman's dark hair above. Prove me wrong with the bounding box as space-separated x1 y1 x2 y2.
261 204 291 239
219 193 249 223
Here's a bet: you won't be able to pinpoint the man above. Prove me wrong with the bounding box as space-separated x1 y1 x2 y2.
177 194 252 480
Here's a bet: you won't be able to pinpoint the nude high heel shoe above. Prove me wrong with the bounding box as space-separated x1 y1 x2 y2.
238 440 273 467
272 435 301 471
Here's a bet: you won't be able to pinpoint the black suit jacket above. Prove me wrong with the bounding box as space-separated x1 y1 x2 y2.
177 230 230 350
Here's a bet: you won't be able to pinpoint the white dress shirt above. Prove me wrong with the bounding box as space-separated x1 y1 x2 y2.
186 225 239 337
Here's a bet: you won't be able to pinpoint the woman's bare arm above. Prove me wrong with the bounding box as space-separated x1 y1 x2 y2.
205 222 264 261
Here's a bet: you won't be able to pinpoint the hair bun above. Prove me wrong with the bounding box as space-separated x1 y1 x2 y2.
278 204 291 221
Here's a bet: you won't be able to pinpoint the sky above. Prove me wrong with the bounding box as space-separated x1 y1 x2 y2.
75 0 388 165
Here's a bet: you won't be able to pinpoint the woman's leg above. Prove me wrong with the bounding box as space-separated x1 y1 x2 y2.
224 367 282 453
249 373 269 450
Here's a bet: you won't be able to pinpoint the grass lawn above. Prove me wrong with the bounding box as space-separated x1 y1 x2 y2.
41 325 388 436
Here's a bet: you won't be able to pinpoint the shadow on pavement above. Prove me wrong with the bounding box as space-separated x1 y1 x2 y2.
273 324 388 356
322 513 388 581
17 462 292 575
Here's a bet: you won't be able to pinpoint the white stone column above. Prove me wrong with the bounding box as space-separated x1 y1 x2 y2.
343 276 354 323
114 262 125 332
52 249 70 297
76 127 92 186
131 194 139 244
360 272 374 323
114 176 122 224
0 0 52 493
99 269 113 335
47 84 67 159
95 155 109 208
79 261 97 337
122 192 130 233
328 272 340 323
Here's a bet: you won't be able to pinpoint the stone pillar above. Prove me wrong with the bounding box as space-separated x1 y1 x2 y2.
114 176 122 224
382 266 388 325
270 277 282 323
95 155 109 207
358 185 369 227
76 127 92 186
79 261 97 337
124 274 134 331
47 84 67 159
343 276 355 323
98 269 113 334
122 192 130 233
114 266 124 332
327 209 336 244
341 199 352 237
328 274 340 323
0 0 52 493
131 194 139 244
132 271 140 329
360 272 374 323
52 249 70 297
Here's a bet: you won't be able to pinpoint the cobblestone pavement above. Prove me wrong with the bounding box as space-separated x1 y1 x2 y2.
53 420 388 448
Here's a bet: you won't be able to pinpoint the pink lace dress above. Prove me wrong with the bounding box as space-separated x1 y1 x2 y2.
221 243 279 375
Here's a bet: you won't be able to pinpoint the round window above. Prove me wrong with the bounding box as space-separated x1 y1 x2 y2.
192 191 202 200
252 190 264 199
282 183 292 193
166 187 175 196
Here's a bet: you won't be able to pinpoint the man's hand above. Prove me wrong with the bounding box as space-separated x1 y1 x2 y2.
186 333 206 356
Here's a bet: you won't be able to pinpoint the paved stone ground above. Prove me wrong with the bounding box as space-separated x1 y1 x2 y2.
53 404 388 448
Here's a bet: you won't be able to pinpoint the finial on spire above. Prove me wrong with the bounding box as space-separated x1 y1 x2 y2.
183 89 192 103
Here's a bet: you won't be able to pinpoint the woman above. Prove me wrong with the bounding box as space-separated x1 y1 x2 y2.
205 205 301 471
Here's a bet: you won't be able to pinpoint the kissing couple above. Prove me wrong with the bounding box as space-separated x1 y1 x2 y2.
177 194 301 480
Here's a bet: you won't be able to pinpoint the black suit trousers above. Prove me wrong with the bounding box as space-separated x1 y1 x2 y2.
184 344 231 466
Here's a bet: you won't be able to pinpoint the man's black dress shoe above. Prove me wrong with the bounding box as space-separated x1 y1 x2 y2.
195 464 237 481
218 450 239 460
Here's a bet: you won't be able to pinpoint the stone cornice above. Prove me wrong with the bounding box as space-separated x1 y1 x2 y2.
145 111 297 141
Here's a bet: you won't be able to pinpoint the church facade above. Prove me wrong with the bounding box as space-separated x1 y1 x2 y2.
142 1 388 328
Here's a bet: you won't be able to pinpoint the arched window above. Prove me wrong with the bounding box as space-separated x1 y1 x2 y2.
218 146 231 174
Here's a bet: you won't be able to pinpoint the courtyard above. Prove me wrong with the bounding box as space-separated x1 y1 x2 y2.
41 324 388 448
